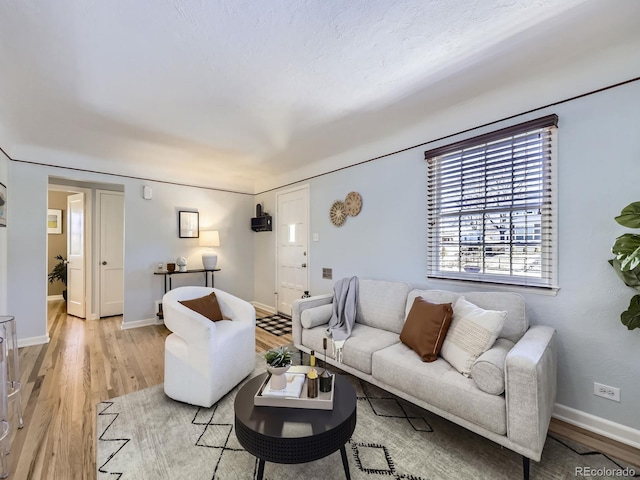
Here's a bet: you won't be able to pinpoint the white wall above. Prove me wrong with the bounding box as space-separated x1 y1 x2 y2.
7 162 255 343
254 80 640 434
253 198 277 310
123 180 255 323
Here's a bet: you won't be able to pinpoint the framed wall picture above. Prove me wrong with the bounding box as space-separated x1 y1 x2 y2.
0 182 5 227
47 209 63 234
179 211 199 238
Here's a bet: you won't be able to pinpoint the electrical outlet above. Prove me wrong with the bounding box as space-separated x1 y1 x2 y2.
593 382 620 402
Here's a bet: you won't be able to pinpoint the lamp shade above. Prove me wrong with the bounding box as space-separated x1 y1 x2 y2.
199 230 220 247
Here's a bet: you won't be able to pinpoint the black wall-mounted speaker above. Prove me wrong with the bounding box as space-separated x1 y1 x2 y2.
251 215 272 232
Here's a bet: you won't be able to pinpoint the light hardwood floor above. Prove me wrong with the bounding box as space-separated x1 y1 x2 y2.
6 300 637 479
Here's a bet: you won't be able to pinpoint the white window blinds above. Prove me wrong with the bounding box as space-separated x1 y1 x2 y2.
425 115 558 288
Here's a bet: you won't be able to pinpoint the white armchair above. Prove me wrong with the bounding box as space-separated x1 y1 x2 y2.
162 286 256 407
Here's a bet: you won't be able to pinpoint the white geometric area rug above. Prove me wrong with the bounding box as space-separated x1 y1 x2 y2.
97 362 638 480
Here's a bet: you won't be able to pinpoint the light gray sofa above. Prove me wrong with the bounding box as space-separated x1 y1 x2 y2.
292 279 557 480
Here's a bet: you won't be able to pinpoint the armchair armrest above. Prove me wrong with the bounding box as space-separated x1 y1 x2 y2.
505 325 557 461
213 288 256 325
163 297 217 345
291 294 333 346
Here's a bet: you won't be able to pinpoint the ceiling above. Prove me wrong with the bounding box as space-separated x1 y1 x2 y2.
1 1 639 193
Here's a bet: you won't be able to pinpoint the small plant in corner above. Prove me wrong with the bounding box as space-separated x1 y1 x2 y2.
265 346 292 368
48 254 68 302
48 255 68 285
609 201 640 330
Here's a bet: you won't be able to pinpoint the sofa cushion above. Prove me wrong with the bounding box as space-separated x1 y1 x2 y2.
471 338 515 395
301 323 400 375
400 297 453 362
440 297 506 377
407 290 527 343
179 292 224 322
357 279 412 334
372 342 507 435
301 303 333 329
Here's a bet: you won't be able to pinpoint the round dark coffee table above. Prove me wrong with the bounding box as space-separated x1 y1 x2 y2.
234 372 357 480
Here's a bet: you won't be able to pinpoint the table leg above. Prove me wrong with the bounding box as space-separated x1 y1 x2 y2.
340 445 351 480
256 459 265 480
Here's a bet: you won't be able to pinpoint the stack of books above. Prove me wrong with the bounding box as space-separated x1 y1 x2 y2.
261 373 306 397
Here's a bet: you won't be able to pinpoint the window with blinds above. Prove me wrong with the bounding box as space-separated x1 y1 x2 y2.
425 115 558 288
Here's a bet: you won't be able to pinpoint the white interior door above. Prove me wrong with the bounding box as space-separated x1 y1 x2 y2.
67 193 85 318
99 191 124 317
276 186 309 316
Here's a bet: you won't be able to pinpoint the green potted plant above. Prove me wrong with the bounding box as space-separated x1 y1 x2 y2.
48 254 68 301
265 346 292 390
609 202 640 330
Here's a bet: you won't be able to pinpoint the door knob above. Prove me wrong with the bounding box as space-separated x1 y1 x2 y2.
301 263 307 268
102 261 107 265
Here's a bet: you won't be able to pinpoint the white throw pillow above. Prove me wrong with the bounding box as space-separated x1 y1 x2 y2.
301 303 333 329
440 297 506 377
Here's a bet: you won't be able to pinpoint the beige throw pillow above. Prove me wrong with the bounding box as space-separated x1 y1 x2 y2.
440 297 506 377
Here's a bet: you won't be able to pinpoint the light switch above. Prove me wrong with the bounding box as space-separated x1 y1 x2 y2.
313 233 319 242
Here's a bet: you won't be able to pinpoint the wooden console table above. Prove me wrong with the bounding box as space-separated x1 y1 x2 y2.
154 268 221 294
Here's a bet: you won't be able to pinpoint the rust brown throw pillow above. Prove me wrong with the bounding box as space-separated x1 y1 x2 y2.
400 297 453 362
179 292 224 322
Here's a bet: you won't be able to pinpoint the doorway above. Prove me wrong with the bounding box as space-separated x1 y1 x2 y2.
47 179 124 327
275 185 309 316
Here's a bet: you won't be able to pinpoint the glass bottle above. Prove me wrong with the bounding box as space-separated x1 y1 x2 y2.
307 350 318 398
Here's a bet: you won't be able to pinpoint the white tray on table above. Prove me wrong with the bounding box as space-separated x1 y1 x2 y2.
253 365 335 410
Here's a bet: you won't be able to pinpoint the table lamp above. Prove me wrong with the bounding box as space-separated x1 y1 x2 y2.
199 230 220 269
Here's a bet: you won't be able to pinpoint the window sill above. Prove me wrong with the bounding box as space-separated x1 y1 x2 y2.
425 275 560 297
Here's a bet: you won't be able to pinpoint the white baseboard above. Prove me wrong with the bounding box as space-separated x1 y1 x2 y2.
18 335 50 348
47 295 64 301
553 403 640 449
251 302 276 315
121 317 163 330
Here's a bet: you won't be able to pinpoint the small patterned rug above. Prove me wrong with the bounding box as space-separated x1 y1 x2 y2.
256 314 292 336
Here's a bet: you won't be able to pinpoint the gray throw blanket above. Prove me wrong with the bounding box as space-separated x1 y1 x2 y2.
326 276 359 362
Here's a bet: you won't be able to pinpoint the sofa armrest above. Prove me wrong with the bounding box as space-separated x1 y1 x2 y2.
291 294 333 346
505 325 557 461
